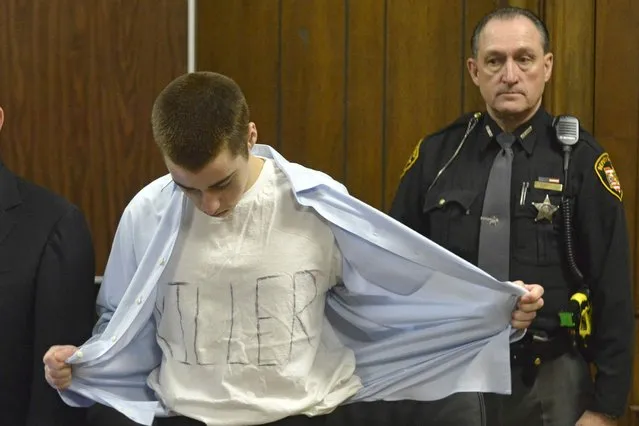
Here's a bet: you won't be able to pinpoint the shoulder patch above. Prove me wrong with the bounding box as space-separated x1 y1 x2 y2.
401 138 423 178
594 152 623 201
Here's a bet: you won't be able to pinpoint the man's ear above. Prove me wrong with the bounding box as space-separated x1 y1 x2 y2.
467 58 480 87
0 107 5 132
247 122 258 149
543 52 554 82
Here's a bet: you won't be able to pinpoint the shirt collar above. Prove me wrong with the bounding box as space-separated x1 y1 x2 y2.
478 107 548 155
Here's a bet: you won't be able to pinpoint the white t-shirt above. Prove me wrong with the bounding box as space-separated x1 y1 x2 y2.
147 159 361 425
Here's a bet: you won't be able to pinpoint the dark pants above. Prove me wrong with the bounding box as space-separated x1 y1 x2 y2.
86 393 485 426
484 349 593 426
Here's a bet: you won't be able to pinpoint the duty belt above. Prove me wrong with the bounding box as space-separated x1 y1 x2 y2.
510 331 573 386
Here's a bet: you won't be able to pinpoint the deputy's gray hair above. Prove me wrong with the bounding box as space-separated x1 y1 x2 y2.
470 7 550 57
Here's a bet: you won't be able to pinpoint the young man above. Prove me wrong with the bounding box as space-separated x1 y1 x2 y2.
0 105 96 425
44 72 544 426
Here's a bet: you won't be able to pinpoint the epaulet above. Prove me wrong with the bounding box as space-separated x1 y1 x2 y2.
400 112 483 178
575 128 600 152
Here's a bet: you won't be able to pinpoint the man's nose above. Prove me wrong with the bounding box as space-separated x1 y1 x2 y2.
200 192 221 216
502 59 519 84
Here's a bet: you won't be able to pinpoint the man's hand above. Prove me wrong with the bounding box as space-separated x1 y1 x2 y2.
511 281 544 329
576 410 617 426
43 345 78 391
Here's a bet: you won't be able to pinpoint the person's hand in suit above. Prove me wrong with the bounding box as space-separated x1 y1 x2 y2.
43 345 78 390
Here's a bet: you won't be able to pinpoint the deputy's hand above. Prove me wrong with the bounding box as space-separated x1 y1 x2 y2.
576 410 617 426
510 281 544 329
43 345 78 391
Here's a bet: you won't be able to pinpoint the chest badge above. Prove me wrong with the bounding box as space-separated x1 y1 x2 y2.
532 194 559 223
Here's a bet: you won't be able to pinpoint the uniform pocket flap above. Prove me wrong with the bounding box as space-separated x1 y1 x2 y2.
423 189 479 213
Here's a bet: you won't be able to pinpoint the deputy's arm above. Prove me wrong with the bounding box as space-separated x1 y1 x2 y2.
575 149 634 418
389 137 429 234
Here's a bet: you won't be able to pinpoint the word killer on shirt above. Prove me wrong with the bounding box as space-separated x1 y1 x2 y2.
155 269 325 368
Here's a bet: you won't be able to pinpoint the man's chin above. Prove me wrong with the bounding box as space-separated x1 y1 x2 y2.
492 103 531 119
212 209 231 218
198 208 233 218
494 100 527 113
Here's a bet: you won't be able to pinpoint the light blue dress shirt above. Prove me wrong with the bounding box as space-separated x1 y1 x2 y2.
60 145 526 425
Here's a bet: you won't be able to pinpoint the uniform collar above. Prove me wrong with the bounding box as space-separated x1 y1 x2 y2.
478 107 548 155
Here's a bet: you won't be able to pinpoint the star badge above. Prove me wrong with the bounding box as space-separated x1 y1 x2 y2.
532 194 559 222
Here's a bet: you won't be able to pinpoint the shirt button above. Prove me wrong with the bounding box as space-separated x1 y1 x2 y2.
76 351 83 359
438 198 446 206
136 296 143 305
159 258 166 266
111 336 117 343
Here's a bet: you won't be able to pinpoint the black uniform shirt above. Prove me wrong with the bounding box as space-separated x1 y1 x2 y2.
390 108 634 417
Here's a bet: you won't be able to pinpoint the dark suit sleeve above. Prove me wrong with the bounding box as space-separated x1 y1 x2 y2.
27 205 96 426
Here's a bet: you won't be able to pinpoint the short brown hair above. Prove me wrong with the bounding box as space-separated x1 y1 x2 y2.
151 71 250 171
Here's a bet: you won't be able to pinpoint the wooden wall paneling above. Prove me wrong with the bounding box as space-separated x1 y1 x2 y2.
196 0 280 149
279 0 346 182
384 1 463 210
506 0 541 12
594 0 639 287
594 0 639 423
462 0 502 113
345 0 385 209
543 0 595 132
0 0 187 273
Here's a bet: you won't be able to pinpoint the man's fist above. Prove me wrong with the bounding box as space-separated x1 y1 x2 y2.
511 281 545 329
43 345 78 391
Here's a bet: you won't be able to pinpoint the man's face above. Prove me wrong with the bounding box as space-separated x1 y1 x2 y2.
166 146 252 218
467 16 553 122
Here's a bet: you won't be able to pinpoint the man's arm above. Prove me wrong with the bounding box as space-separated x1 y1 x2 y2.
389 138 428 236
29 206 96 425
575 151 634 418
44 204 138 395
93 207 138 335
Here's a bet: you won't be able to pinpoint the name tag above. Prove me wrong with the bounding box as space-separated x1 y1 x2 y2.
533 177 563 192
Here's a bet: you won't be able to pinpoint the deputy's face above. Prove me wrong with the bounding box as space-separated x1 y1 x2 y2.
467 16 553 123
